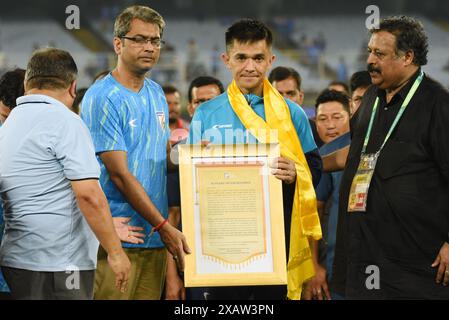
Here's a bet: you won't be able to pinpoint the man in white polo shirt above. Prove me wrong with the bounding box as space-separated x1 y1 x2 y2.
0 48 130 300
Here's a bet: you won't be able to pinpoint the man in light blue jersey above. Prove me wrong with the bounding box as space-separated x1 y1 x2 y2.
188 19 322 300
0 48 130 300
81 5 190 300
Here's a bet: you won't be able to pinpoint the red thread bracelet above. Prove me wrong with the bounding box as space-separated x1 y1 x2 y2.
153 218 169 232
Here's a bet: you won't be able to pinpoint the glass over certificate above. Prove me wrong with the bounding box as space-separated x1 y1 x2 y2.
178 144 287 287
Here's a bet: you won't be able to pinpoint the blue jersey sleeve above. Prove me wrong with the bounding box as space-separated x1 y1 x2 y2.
187 107 203 144
287 101 317 154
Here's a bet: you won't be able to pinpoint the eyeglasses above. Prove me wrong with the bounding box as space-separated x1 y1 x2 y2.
120 36 165 48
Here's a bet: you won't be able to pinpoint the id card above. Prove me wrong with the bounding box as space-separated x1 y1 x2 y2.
348 152 379 212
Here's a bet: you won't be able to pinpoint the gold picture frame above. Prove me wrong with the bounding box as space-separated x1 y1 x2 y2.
178 143 287 287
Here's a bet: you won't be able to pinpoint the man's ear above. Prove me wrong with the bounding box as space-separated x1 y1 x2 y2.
221 52 231 70
267 53 276 70
403 50 415 66
113 37 122 55
69 80 77 99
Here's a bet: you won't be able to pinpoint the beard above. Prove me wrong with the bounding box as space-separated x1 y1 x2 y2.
169 117 178 124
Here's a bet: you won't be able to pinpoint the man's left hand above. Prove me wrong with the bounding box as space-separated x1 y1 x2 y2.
431 242 449 286
270 157 297 184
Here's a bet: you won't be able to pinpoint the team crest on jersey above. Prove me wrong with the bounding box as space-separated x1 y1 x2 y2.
156 111 166 131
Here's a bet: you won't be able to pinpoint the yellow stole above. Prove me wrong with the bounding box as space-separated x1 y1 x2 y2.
227 79 322 300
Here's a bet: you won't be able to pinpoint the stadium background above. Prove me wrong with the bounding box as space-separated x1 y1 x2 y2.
1 0 448 116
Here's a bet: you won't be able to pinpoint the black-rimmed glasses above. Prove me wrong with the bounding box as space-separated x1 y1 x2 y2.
120 36 165 48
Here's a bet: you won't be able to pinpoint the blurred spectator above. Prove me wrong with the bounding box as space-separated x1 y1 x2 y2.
314 32 327 53
349 70 372 116
356 40 369 70
272 17 295 43
269 66 324 147
154 42 178 84
187 75 224 117
210 45 221 77
328 80 349 96
336 56 348 82
269 66 304 105
185 39 207 83
187 38 198 63
0 68 25 124
163 85 189 145
306 38 321 78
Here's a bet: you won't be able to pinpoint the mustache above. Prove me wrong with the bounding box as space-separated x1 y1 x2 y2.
367 64 381 73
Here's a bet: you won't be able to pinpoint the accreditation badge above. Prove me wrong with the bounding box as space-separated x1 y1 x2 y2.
348 152 379 212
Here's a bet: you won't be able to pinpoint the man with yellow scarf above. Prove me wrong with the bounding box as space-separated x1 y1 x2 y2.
188 19 322 300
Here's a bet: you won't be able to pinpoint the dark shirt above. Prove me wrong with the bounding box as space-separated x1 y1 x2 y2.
332 69 449 299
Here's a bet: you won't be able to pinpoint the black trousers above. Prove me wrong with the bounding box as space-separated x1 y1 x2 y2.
1 266 95 300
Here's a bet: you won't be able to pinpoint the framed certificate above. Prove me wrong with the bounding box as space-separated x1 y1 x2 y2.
178 143 287 287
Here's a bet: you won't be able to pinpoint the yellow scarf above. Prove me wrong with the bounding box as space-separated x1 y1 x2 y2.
227 79 322 300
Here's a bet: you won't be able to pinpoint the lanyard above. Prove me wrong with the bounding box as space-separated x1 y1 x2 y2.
361 71 424 154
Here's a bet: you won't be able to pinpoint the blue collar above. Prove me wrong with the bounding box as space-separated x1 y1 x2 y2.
243 93 264 109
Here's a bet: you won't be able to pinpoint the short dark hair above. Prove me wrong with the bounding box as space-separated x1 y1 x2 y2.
162 85 179 95
225 19 273 51
328 81 349 94
0 68 26 109
114 5 165 38
188 76 224 102
315 89 350 114
268 66 302 91
350 71 372 93
25 48 78 90
370 16 428 66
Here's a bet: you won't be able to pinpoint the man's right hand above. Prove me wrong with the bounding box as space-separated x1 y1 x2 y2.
71 179 132 294
165 253 186 300
302 264 331 300
107 250 131 293
159 224 191 272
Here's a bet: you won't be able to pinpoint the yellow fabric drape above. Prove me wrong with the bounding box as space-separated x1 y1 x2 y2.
227 79 322 300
